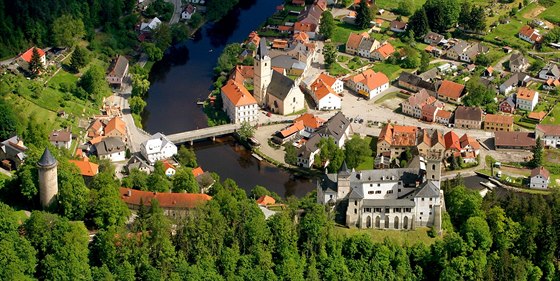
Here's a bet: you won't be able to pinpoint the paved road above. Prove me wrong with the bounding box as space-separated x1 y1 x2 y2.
114 82 150 153
167 0 182 24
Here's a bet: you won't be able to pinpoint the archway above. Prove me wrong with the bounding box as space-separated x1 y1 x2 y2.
366 216 372 228
403 216 409 230
375 216 380 228
394 216 399 229
384 216 389 229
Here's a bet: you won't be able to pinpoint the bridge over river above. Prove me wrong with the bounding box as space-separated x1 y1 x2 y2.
166 123 241 144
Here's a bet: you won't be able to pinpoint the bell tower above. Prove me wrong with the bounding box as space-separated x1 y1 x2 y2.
253 38 272 105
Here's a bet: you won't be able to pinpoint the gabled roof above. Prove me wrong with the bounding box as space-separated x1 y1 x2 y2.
510 53 528 68
221 79 257 106
49 130 72 142
500 96 515 108
494 131 536 148
20 47 45 63
415 181 440 198
94 137 126 155
455 106 482 121
69 159 99 177
436 110 452 119
192 167 204 177
484 114 513 125
390 20 407 30
311 77 338 101
105 117 127 136
293 32 309 43
267 71 295 100
378 124 418 146
424 32 444 43
350 69 389 91
531 166 549 179
294 113 326 129
528 111 546 121
459 134 480 150
346 33 364 50
517 87 537 101
437 80 465 99
374 43 395 59
317 112 351 142
536 124 560 136
107 55 129 78
256 195 276 205
119 188 211 209
541 64 560 77
279 121 305 138
444 131 461 151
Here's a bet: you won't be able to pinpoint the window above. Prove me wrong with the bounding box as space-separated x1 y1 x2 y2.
354 209 357 214
354 200 357 206
385 208 390 213
420 212 423 215
370 184 373 187
374 208 382 212
377 183 380 187
368 191 374 194
422 198 425 201
429 205 433 208
393 208 401 212
387 190 393 194
329 195 333 199
364 208 372 212
430 198 433 201
375 190 381 194
398 189 401 192
404 208 412 212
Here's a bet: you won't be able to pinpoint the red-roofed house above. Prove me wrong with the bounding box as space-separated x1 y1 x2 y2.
346 69 389 99
518 25 542 44
310 78 341 110
69 159 99 178
256 195 276 205
435 110 452 125
444 131 461 157
293 22 318 39
105 117 127 142
17 47 46 72
516 87 538 111
377 123 419 159
221 79 259 124
245 31 261 47
162 160 176 177
294 113 326 133
437 80 465 103
536 124 560 148
192 167 204 177
119 187 211 218
372 43 396 61
529 166 549 189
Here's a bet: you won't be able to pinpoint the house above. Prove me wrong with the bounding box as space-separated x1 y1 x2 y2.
220 79 259 124
293 32 310 44
483 66 494 77
0 136 27 170
544 78 560 90
446 40 488 63
444 131 462 158
345 32 380 58
266 72 306 115
377 124 418 159
518 25 542 44
529 167 549 189
17 47 46 72
106 55 129 88
539 64 560 80
536 124 560 148
528 111 546 122
245 31 260 47
422 104 440 122
435 110 453 125
509 53 529 72
371 43 396 61
454 106 483 129
256 195 276 205
390 20 407 33
401 89 443 119
119 187 211 218
104 117 128 143
140 133 178 164
296 134 322 168
437 80 465 103
273 121 305 144
483 114 514 132
459 134 480 163
140 17 162 32
69 159 99 178
313 73 343 94
88 119 104 138
293 22 318 39
416 129 445 159
294 113 326 136
49 130 72 150
126 155 154 174
494 131 536 150
230 65 254 85
499 72 530 94
309 75 342 110
424 32 445 45
499 96 516 114
162 161 176 177
398 72 438 94
94 137 126 162
317 158 443 230
516 87 538 111
181 4 196 20
346 69 389 99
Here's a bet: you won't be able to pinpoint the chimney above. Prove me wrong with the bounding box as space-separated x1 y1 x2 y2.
127 190 131 197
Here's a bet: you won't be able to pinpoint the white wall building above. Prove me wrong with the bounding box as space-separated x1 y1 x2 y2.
529 167 549 189
221 79 259 124
141 133 178 164
536 124 560 148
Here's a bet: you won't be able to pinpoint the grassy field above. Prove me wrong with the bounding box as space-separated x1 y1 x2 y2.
328 62 350 76
372 63 406 80
539 1 560 24
375 0 426 11
334 226 437 246
332 21 369 45
542 103 560 125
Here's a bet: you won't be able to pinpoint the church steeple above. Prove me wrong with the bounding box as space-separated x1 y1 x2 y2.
253 38 271 105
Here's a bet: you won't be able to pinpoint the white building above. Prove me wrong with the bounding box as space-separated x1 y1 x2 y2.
48 130 72 150
346 69 389 100
94 137 126 162
181 4 196 20
539 64 560 80
140 17 162 32
529 166 549 189
516 88 538 111
141 133 178 164
536 124 560 148
518 25 542 44
221 79 259 124
309 74 342 110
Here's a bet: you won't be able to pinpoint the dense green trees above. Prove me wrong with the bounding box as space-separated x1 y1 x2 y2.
409 8 430 40
206 0 240 22
78 64 110 104
52 15 85 48
0 100 19 140
319 11 335 39
462 77 497 113
423 0 461 33
344 135 372 169
70 46 91 72
355 0 373 29
176 145 198 168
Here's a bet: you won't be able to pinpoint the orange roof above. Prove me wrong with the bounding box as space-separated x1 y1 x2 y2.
75 148 85 159
105 117 127 136
486 66 494 74
374 43 395 59
460 134 480 150
69 159 99 177
517 87 537 101
279 121 305 137
272 67 285 74
294 22 317 32
231 65 254 84
89 136 106 145
119 188 211 209
528 111 546 120
519 25 536 37
485 114 513 125
272 39 289 49
293 32 309 42
192 167 204 177
546 78 560 87
311 78 338 101
20 47 45 63
278 25 293 32
162 160 175 172
437 80 465 99
294 113 326 129
375 18 384 24
444 131 461 151
436 110 452 119
315 73 338 88
378 124 417 146
425 45 434 52
346 33 364 50
221 79 257 106
351 69 389 91
256 195 276 205
246 31 260 46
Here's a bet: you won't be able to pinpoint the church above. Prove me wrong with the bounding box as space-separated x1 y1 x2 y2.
254 39 306 115
317 156 445 231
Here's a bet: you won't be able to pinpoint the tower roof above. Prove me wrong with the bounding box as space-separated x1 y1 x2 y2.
338 161 351 177
257 38 268 59
38 147 57 167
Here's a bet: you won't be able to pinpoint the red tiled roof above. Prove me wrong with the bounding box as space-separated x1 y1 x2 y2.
346 33 364 50
311 77 338 101
437 80 465 99
517 87 537 101
20 47 45 63
374 43 395 59
351 69 389 91
256 195 276 205
192 167 204 177
531 166 549 179
105 117 127 136
378 124 418 146
293 32 309 42
436 110 452 119
444 131 461 151
69 159 99 177
294 113 326 129
279 121 305 137
528 111 546 121
278 25 293 32
119 188 211 209
221 79 257 107
484 114 513 125
519 25 535 37
536 124 560 136
294 22 317 32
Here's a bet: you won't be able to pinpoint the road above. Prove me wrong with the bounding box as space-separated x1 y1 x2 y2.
492 52 512 73
114 81 150 153
167 0 182 24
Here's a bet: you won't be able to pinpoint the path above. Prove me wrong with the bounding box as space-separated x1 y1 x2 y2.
114 84 151 153
167 0 182 24
492 52 512 72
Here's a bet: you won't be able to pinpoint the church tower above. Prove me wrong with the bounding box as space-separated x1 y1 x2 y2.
37 147 58 208
253 38 272 105
337 161 351 199
426 157 442 181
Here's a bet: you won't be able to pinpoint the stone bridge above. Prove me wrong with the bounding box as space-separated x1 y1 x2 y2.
166 123 241 144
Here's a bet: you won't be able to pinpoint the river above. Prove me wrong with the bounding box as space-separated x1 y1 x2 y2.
141 0 316 197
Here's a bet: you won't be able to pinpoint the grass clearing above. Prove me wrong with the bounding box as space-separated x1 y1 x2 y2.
374 91 408 104
332 21 369 45
328 62 350 76
372 63 406 80
334 226 437 246
540 1 560 24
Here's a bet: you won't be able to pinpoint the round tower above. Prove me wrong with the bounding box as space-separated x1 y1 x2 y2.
37 147 58 208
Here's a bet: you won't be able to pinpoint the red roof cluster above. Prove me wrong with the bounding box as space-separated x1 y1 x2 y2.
119 188 211 209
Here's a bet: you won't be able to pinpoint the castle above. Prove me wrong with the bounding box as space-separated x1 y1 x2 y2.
37 147 58 208
317 156 444 230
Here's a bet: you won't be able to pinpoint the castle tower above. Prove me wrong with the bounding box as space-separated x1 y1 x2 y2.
426 157 442 181
253 38 272 105
337 161 351 199
37 147 58 208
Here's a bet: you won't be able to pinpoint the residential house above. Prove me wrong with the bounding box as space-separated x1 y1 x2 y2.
484 114 514 132
94 137 126 162
309 75 342 110
345 32 381 59
446 40 488 63
516 87 538 111
119 187 211 218
126 155 154 174
181 4 196 20
518 25 542 44
435 110 453 125
499 72 530 94
140 17 162 32
371 43 396 61
17 47 46 72
444 131 461 158
528 111 546 122
270 55 306 76
422 104 440 122
140 133 178 164
295 113 326 134
221 79 259 123
297 134 322 168
273 120 305 145
494 131 536 150
230 65 254 85
529 167 549 189
105 117 127 143
499 96 516 114
69 159 99 178
257 195 276 206
424 32 445 45
293 22 318 39
317 158 444 230
401 89 443 119
346 69 389 99
483 66 494 77
416 129 445 159
245 31 261 47
49 130 72 150
345 32 365 55
398 72 438 94
544 78 560 90
509 53 529 72
454 106 483 129
162 161 176 177
539 64 560 80
0 136 27 170
390 20 407 33
377 124 418 159
87 119 104 138
266 71 306 115
106 55 129 87
459 134 480 163
314 73 343 94
437 80 465 103
536 124 560 148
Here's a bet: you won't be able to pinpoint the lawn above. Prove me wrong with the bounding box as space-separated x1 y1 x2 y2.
372 63 406 80
374 91 408 105
542 103 560 125
334 226 437 246
540 1 560 24
332 21 369 45
328 62 350 76
355 135 376 170
484 2 539 49
347 57 369 70
375 0 427 11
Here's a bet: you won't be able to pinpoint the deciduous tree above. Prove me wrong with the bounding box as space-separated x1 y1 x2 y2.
177 145 198 168
344 135 372 169
356 0 373 29
52 15 85 47
319 11 335 39
70 46 90 71
172 167 199 193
